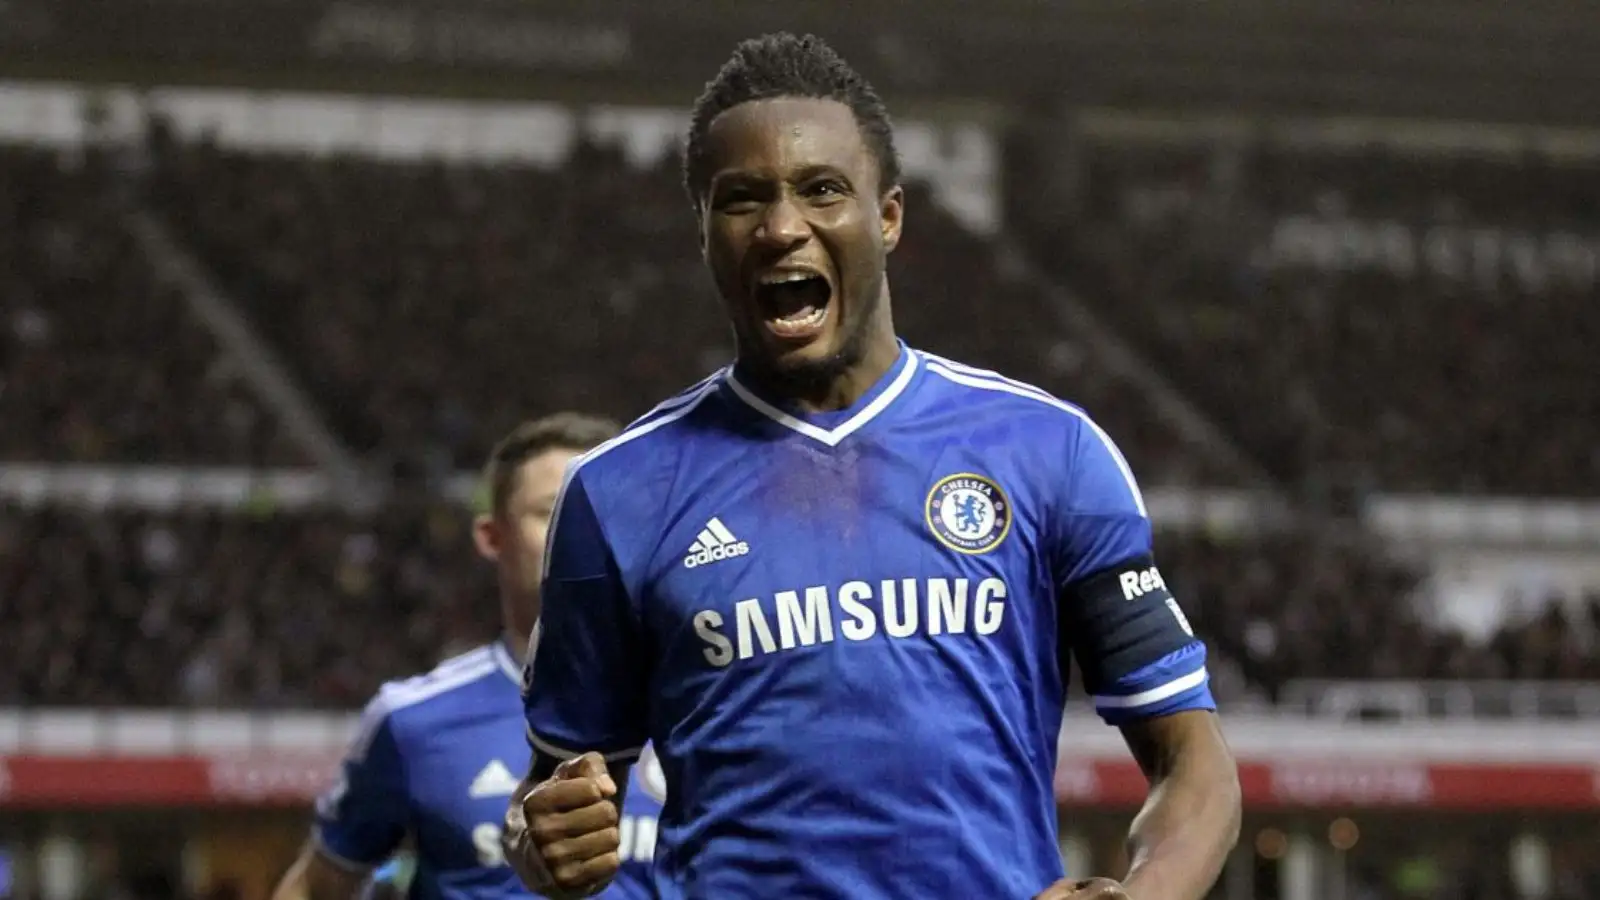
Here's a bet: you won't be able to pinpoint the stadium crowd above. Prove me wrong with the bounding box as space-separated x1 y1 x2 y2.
0 145 300 468
0 129 1594 710
138 129 1222 485
4 501 1594 708
1011 134 1600 497
0 106 1593 900
1171 530 1600 692
0 501 493 708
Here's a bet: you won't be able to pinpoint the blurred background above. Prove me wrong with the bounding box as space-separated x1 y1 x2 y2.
0 1 1597 898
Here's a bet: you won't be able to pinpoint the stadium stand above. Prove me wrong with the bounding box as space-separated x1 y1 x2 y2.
139 130 1223 485
1166 530 1600 693
0 501 494 708
0 144 302 467
1010 131 1600 497
0 121 1590 711
0 82 1594 900
5 499 1592 707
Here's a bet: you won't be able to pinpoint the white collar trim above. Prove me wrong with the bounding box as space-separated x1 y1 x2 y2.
725 350 919 447
491 640 522 685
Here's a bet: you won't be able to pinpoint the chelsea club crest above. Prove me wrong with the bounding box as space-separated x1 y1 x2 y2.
925 473 1012 554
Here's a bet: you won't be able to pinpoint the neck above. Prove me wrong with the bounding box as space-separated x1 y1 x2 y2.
500 588 537 666
743 295 900 414
788 334 900 413
498 630 523 664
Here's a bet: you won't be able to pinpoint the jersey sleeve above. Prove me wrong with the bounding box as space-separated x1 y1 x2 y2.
1050 416 1215 726
522 464 650 764
312 694 410 869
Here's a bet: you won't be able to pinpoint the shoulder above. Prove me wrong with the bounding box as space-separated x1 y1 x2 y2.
354 646 506 753
556 370 728 533
564 369 727 489
914 350 1107 440
913 350 1144 509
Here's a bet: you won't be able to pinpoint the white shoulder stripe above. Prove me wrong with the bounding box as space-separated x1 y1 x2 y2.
383 657 499 710
577 372 723 469
918 351 1064 406
430 645 493 677
541 376 722 580
922 360 1147 518
346 656 498 759
623 367 727 430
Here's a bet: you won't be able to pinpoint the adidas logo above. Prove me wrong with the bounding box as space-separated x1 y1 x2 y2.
683 517 749 569
468 760 521 798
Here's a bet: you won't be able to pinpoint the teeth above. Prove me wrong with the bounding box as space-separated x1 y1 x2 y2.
769 305 828 334
779 307 826 325
759 271 821 286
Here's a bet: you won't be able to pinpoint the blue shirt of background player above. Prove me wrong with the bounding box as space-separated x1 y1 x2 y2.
315 641 663 899
523 346 1217 900
360 857 409 899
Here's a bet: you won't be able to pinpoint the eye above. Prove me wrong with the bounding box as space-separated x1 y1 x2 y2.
713 187 762 214
804 180 847 200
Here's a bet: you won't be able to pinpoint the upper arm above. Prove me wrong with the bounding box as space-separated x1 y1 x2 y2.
1050 418 1215 726
311 697 410 871
522 465 651 767
1118 709 1235 786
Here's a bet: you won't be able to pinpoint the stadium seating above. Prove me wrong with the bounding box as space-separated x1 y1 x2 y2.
0 502 495 707
4 126 1594 707
5 502 1592 707
0 144 301 467
141 133 1224 484
5 118 1597 900
1165 529 1600 693
1012 135 1600 497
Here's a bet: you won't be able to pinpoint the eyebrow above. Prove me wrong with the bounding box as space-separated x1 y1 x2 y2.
710 163 849 190
788 164 849 183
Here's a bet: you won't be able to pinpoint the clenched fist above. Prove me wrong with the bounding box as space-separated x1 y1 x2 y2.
503 752 622 899
1034 877 1133 899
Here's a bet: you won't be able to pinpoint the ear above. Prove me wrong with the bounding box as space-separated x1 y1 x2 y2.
879 185 904 253
472 513 500 563
697 203 711 261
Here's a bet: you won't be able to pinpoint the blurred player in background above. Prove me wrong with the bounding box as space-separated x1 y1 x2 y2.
505 33 1242 900
360 857 410 900
272 413 664 900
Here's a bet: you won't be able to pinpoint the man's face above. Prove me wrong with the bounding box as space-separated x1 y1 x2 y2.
473 447 579 645
698 97 903 388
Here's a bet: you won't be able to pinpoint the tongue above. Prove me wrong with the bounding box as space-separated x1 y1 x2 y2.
777 303 818 323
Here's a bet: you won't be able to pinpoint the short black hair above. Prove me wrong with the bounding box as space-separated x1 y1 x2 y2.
483 412 619 517
684 32 901 208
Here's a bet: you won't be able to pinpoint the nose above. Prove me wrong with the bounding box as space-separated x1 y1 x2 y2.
754 195 810 248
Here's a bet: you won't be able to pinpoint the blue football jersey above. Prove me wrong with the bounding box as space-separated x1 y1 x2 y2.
315 641 664 899
523 344 1216 899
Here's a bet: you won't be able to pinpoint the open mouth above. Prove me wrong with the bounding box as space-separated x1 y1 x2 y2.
754 271 833 341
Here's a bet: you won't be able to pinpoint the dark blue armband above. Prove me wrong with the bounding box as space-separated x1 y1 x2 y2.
1060 554 1215 724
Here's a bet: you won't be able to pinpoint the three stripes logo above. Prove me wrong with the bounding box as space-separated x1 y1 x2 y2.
683 517 750 569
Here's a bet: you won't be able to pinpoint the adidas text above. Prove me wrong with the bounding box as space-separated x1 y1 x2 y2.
685 541 749 568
